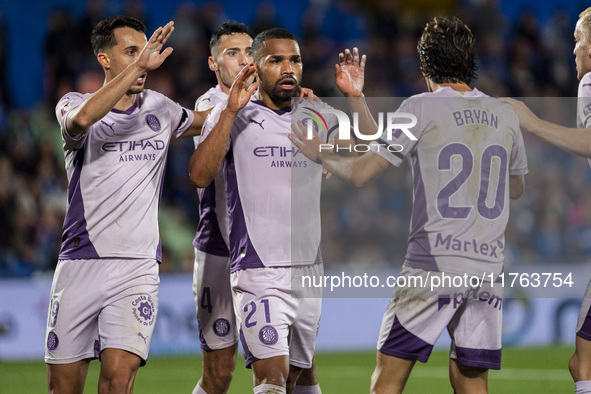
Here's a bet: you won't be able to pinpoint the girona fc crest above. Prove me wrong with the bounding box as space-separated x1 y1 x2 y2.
258 325 278 345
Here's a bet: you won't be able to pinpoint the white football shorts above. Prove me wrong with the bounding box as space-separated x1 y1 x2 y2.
192 247 238 350
231 264 322 369
44 258 159 365
377 266 503 370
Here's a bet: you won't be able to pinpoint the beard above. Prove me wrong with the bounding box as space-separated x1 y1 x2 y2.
260 75 300 102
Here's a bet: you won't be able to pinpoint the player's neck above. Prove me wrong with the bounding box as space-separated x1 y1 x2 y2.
434 82 472 92
218 79 231 95
255 89 291 110
114 93 137 111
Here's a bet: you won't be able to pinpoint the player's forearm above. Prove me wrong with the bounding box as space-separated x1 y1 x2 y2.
188 108 235 187
345 94 380 139
531 119 591 158
319 151 375 188
66 63 147 135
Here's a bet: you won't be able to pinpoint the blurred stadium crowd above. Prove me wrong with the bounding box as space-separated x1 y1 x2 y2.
2 0 591 277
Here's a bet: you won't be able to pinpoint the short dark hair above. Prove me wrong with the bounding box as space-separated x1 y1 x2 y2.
252 28 297 63
210 21 250 55
417 16 477 85
91 16 146 55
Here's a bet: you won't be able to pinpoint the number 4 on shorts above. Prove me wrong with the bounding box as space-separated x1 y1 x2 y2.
201 286 212 313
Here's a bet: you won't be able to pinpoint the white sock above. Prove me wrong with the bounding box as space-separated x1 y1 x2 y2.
576 381 591 393
192 382 208 394
293 383 322 394
253 383 286 394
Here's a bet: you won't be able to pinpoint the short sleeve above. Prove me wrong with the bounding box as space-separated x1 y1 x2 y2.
55 92 89 150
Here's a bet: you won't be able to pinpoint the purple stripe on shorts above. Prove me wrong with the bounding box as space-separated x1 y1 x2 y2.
94 339 101 359
240 327 260 368
454 346 502 370
224 148 265 272
59 149 99 259
404 151 438 271
577 304 591 341
197 316 212 351
379 315 433 363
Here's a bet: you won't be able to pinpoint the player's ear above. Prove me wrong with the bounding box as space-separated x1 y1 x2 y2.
420 61 428 77
97 53 110 69
208 56 218 72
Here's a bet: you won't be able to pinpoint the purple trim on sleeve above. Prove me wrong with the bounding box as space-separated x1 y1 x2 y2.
58 149 99 259
454 346 501 370
240 327 260 368
379 315 433 363
224 147 265 272
404 151 438 271
193 181 230 256
577 304 591 341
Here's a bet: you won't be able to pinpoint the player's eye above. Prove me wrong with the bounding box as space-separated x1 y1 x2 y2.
228 51 236 56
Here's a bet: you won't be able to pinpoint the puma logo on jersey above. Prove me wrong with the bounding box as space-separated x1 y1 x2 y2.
101 120 115 133
249 118 265 130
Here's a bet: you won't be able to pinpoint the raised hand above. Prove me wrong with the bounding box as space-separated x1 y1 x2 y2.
136 21 175 72
335 47 366 97
226 64 259 115
289 120 324 164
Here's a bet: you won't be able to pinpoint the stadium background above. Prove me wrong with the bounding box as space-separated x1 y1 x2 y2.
1 0 590 392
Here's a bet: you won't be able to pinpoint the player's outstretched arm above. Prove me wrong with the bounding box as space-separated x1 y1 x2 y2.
500 97 591 158
334 48 379 143
289 120 389 187
66 22 175 136
189 64 258 188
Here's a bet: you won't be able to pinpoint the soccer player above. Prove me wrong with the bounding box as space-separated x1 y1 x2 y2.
188 28 366 394
191 22 322 394
191 21 251 394
291 16 527 393
45 16 225 394
501 7 591 394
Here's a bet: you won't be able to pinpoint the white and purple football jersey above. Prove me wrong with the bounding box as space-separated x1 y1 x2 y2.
200 97 337 271
370 87 528 277
56 90 194 261
577 72 591 129
193 85 231 256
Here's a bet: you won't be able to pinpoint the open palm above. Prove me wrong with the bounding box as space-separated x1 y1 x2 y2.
136 21 175 72
335 47 366 97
